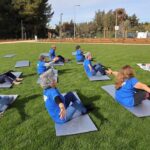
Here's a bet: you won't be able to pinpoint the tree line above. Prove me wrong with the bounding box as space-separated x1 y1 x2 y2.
0 2 150 39
0 0 53 39
56 8 150 38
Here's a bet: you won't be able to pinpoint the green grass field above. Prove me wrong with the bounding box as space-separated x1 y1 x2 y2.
0 42 150 150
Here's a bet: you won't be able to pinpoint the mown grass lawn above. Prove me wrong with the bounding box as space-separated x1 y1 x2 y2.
0 42 150 150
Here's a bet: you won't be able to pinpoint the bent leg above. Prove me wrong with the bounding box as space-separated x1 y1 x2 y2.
64 92 87 114
134 89 147 105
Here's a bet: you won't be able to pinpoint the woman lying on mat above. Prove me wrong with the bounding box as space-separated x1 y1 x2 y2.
49 44 70 63
40 70 87 124
106 65 150 107
0 71 23 85
83 52 108 77
37 55 55 75
75 45 85 62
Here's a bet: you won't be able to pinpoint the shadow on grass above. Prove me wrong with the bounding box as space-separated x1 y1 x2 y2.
59 68 76 75
76 90 109 128
11 94 41 121
23 73 37 78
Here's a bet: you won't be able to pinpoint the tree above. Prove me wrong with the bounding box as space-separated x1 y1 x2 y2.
0 0 54 39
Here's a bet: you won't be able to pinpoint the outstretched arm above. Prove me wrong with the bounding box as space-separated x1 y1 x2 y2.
134 82 150 93
106 68 118 77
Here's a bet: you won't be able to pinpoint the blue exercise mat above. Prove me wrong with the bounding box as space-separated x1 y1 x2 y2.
101 84 150 117
15 60 30 68
55 92 97 136
0 95 18 114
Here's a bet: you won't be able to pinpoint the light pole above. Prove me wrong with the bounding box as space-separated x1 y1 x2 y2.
115 10 118 39
59 13 63 39
74 5 80 39
21 20 24 40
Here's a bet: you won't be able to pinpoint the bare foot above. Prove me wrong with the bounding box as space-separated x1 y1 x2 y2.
13 81 21 85
16 78 23 81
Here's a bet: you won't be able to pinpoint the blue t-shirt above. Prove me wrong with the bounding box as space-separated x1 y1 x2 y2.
49 48 56 60
76 49 84 62
115 77 138 107
37 61 46 75
43 88 66 124
83 59 93 77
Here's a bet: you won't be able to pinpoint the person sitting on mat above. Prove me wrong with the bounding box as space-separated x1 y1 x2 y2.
106 65 150 107
0 71 23 85
40 70 87 124
49 44 70 63
37 55 55 75
83 52 108 77
75 45 85 62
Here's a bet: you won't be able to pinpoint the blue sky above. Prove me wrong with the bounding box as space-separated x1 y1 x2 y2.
48 0 150 27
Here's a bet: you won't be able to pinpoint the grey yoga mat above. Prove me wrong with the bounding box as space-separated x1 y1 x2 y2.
0 95 18 114
40 53 49 57
137 63 150 71
101 84 150 117
3 54 16 58
15 60 30 68
55 92 97 136
72 52 76 56
77 61 83 65
88 72 110 81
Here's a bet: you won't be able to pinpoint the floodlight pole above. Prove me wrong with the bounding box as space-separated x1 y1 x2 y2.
59 13 63 39
21 20 24 40
74 5 80 39
115 10 118 39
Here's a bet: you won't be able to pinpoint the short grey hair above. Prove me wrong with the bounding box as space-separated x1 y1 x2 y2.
40 69 56 89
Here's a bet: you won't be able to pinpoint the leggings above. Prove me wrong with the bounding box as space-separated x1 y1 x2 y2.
134 89 148 105
57 55 65 62
0 71 17 84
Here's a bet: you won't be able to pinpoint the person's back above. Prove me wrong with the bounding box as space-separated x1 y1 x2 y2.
107 65 150 107
44 87 65 124
37 60 46 75
115 77 138 107
83 59 93 77
49 48 55 60
76 49 84 62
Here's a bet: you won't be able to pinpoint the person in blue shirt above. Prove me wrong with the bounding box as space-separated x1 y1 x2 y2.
40 70 87 124
37 55 54 75
107 65 150 107
75 45 85 62
49 45 68 63
83 52 107 77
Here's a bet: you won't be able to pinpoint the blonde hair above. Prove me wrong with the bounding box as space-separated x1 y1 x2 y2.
115 65 135 89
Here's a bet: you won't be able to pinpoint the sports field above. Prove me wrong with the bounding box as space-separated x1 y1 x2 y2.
0 42 150 150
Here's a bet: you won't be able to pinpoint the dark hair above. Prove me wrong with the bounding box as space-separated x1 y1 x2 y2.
76 45 80 50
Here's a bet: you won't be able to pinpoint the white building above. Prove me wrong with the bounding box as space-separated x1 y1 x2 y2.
137 32 148 39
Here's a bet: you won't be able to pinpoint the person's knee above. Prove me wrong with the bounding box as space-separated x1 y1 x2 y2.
66 91 74 97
